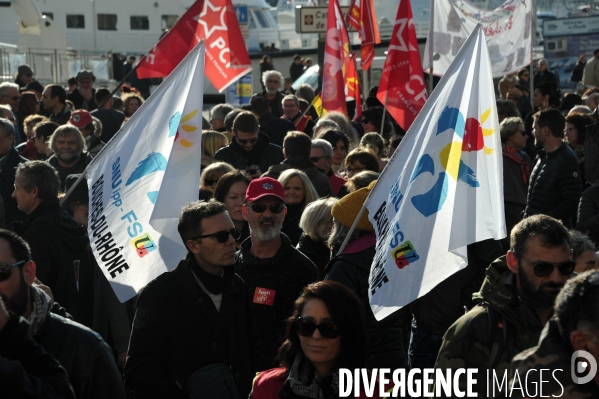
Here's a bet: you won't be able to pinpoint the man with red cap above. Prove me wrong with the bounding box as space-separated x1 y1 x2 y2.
68 109 105 157
236 177 319 371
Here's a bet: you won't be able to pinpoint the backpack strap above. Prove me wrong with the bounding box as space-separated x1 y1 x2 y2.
484 303 507 370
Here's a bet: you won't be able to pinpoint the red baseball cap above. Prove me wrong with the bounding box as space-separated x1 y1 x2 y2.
68 109 93 129
245 177 286 203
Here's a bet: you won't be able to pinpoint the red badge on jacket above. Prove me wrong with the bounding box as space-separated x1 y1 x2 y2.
253 287 276 306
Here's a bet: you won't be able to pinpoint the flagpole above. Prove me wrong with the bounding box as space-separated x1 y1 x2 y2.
428 0 435 94
59 170 88 207
529 0 535 99
336 207 367 255
380 90 389 136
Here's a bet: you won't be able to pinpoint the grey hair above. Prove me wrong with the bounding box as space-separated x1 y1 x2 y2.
499 116 524 143
49 125 86 153
262 70 284 87
320 112 360 148
313 119 340 138
299 197 338 242
15 161 60 199
0 82 19 97
295 84 315 103
538 58 548 67
0 117 15 138
570 230 597 259
568 105 593 115
282 94 299 107
311 139 333 158
211 103 235 122
328 219 364 249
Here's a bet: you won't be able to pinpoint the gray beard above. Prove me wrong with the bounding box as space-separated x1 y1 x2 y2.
249 216 282 241
56 151 80 164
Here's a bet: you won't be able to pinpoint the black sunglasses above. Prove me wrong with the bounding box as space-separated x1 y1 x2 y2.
0 260 26 282
296 317 340 338
514 251 575 277
194 228 241 243
237 137 258 145
248 203 286 214
360 119 370 124
310 156 329 163
204 179 218 186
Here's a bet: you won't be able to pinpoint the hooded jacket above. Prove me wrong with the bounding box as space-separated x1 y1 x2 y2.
0 146 27 226
214 132 283 174
13 198 95 327
435 256 546 397
325 234 408 370
509 319 599 398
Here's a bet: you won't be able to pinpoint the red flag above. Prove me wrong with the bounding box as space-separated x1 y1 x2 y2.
346 53 362 122
347 0 361 31
322 0 351 115
376 0 427 131
358 0 380 70
136 0 251 92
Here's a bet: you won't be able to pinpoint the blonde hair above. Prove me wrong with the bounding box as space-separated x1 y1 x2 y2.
200 162 235 188
346 171 379 192
360 132 385 158
278 168 319 206
299 197 338 241
202 130 228 158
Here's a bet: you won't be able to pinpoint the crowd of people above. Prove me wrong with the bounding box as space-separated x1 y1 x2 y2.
0 52 598 399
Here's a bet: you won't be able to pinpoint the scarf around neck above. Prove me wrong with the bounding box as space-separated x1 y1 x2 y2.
286 352 339 399
28 286 52 336
503 145 531 185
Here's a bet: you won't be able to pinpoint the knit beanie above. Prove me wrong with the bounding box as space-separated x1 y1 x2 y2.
331 181 376 232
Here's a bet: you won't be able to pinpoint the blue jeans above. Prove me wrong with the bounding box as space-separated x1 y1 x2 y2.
407 320 444 371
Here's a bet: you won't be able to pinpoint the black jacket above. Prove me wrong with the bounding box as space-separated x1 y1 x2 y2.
91 108 126 143
325 236 408 369
13 199 95 327
47 152 93 191
578 184 599 247
256 91 285 118
0 147 27 226
281 203 304 247
214 132 283 174
67 89 98 111
257 114 295 147
263 156 334 198
296 233 330 279
35 312 125 399
0 315 75 399
235 234 319 371
49 103 72 126
125 255 256 398
524 142 581 226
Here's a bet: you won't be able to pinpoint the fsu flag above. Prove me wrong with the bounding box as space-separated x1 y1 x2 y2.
136 0 251 92
322 0 351 115
376 0 427 131
365 24 505 320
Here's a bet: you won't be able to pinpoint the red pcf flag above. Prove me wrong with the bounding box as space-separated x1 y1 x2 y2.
376 0 427 131
322 0 351 115
358 0 380 70
136 0 252 92
347 0 361 31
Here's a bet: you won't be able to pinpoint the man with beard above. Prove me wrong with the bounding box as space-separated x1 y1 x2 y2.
254 70 285 118
0 229 124 399
47 125 92 191
434 215 574 396
235 177 319 371
523 109 581 227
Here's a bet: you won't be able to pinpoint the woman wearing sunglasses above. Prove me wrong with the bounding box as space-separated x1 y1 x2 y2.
199 161 234 200
213 171 251 248
251 280 380 399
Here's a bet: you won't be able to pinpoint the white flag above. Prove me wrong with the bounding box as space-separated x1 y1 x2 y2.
422 0 532 78
86 42 205 302
365 24 506 321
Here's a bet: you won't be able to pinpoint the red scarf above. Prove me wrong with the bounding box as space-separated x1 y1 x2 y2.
502 145 531 185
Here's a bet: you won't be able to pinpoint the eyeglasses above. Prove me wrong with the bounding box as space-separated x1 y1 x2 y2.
236 137 258 145
204 179 218 186
0 260 26 282
248 203 286 214
346 166 366 173
514 251 575 277
360 119 370 124
194 228 241 243
296 317 340 338
267 79 281 84
310 156 329 163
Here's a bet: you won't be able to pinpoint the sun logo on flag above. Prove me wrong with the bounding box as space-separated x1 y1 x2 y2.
409 106 496 217
168 109 199 148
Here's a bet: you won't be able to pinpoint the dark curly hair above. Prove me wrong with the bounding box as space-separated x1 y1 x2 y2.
277 281 368 371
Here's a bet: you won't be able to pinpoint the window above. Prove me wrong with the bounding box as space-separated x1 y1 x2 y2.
161 15 178 30
253 11 270 28
98 14 117 31
42 12 54 21
66 14 85 29
131 16 149 30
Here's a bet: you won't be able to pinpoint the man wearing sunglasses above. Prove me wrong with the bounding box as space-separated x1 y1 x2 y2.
126 200 256 398
214 111 283 180
0 229 124 398
236 177 319 371
435 215 575 396
510 270 599 396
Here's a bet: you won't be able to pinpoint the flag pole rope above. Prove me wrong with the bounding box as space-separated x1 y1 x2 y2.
380 90 389 136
